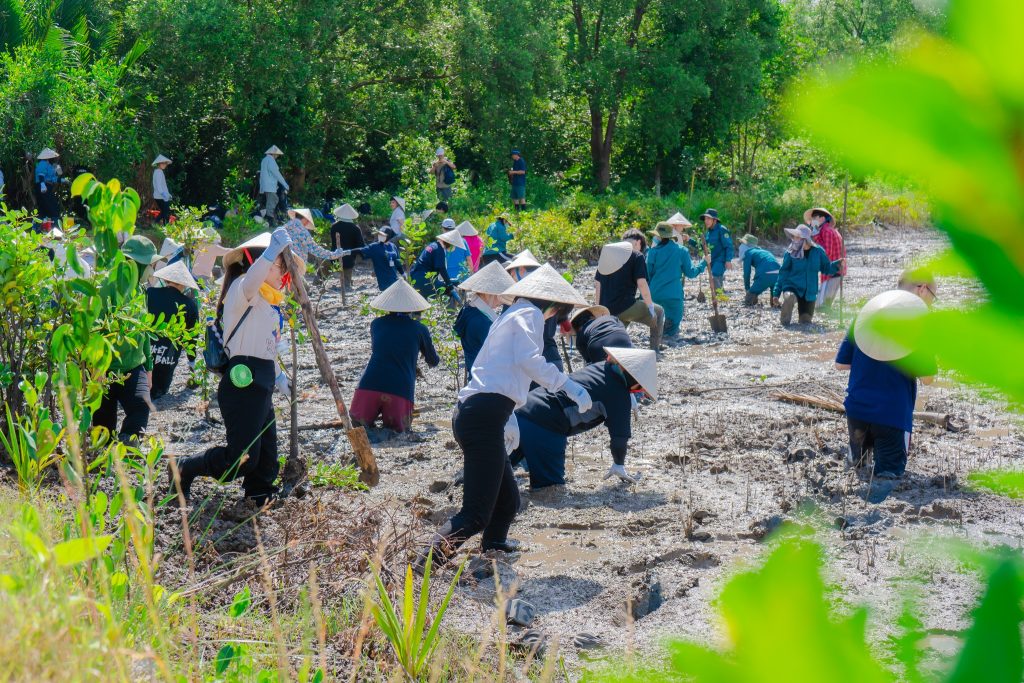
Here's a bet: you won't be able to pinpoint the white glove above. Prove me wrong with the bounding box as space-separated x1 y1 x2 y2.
40 182 48 193
648 304 656 319
503 414 520 455
603 464 641 484
630 393 639 414
562 378 593 413
338 249 351 257
274 372 291 397
264 227 292 260
276 338 291 357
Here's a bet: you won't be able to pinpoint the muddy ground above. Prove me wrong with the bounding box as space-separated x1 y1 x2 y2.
150 227 1023 678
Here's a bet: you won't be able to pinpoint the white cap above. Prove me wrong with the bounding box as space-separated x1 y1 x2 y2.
597 241 633 275
333 203 358 220
853 289 928 361
605 347 658 399
265 145 283 155
154 260 200 290
435 147 445 156
441 218 456 229
459 261 515 295
457 220 478 237
370 279 431 313
152 154 172 166
437 228 467 251
504 249 541 271
37 148 59 160
503 263 588 307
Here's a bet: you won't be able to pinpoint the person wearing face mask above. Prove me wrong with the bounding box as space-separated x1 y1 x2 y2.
345 227 404 291
441 218 473 282
645 223 708 338
806 207 846 307
34 148 63 222
410 227 465 299
284 208 345 264
167 229 300 507
511 346 655 490
771 225 844 325
738 234 781 306
454 262 516 380
504 249 562 370
388 196 407 237
416 264 591 567
94 236 162 443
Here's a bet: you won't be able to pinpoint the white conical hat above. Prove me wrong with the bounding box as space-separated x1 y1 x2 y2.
597 241 633 275
288 207 315 225
457 220 478 237
605 347 658 399
504 249 541 271
224 232 305 271
370 278 431 313
152 154 172 166
666 212 692 227
392 196 406 210
853 289 928 362
333 203 358 220
459 261 515 295
569 304 610 325
437 228 467 251
160 237 183 258
265 145 283 155
503 263 588 306
37 148 59 160
154 260 199 290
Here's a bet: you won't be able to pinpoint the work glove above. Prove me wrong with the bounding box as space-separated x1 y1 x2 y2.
647 304 657 319
630 393 639 414
603 464 641 484
562 378 593 413
40 182 48 193
503 413 520 454
332 248 346 258
338 249 352 257
274 371 291 397
264 227 292 261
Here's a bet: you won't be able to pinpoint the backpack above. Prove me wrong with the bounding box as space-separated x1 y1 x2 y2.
442 165 456 185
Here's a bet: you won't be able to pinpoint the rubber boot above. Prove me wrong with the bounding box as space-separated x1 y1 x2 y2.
780 293 796 326
167 455 209 504
744 292 758 306
798 313 814 324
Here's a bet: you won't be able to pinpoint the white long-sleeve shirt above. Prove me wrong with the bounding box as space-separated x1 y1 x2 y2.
389 207 406 234
221 256 281 361
458 301 569 408
152 168 171 201
259 155 289 193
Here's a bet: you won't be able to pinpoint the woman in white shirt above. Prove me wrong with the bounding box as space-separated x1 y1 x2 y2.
418 264 593 568
168 228 298 507
151 155 172 224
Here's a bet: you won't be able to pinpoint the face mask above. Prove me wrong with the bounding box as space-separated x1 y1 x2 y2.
378 234 387 243
811 217 823 228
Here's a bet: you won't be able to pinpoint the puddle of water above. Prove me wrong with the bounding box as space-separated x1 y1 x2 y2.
518 529 605 569
921 633 961 656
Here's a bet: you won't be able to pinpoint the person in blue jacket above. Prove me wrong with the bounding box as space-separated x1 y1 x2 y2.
346 227 404 291
646 223 709 337
34 148 63 222
410 228 464 298
700 209 733 292
441 218 472 282
771 225 844 325
454 261 515 381
481 214 513 266
738 234 781 306
350 280 440 435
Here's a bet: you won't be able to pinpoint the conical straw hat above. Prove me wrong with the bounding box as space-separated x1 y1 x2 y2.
160 237 183 258
597 241 633 275
224 232 305 271
333 203 358 220
459 261 515 295
152 154 172 166
853 289 928 362
437 228 467 251
666 212 692 227
803 207 834 224
605 347 658 399
370 278 431 313
457 220 478 237
265 145 283 155
154 260 199 290
503 263 588 307
288 207 315 225
504 249 541 271
37 148 59 160
569 304 610 325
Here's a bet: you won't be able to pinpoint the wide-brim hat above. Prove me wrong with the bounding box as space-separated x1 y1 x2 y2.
152 154 172 167
437 228 467 251
570 304 610 325
784 225 812 240
333 203 358 220
605 347 658 399
37 148 59 160
391 196 406 210
700 208 719 220
666 212 692 228
510 149 521 156
441 218 456 229
597 241 633 276
370 278 431 313
739 234 758 246
804 207 834 224
457 220 478 237
853 289 928 362
122 235 161 264
154 260 199 290
652 223 676 239
224 232 305 271
504 249 541 271
503 263 588 307
265 145 283 156
288 207 314 225
459 261 516 295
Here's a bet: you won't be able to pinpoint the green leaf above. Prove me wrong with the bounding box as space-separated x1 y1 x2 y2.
70 173 95 198
965 470 1024 499
229 586 252 618
215 644 237 674
52 535 113 566
947 559 1024 683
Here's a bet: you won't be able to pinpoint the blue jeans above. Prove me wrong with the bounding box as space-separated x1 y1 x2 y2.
513 416 568 489
847 417 909 476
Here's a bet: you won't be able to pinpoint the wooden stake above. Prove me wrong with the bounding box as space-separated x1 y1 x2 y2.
335 232 347 308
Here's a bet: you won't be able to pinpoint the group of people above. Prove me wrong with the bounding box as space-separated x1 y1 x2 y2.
430 146 529 211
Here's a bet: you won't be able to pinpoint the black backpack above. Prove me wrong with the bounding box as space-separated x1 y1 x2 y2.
443 165 456 185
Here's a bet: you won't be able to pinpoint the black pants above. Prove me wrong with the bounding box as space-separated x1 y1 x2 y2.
848 417 909 476
34 185 61 221
479 252 511 267
155 198 171 224
94 364 151 443
150 340 181 400
202 356 279 498
445 393 519 550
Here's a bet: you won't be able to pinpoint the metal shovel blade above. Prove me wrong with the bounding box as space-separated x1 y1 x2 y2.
709 314 728 334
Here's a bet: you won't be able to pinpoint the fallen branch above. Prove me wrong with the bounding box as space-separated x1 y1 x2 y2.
771 391 961 431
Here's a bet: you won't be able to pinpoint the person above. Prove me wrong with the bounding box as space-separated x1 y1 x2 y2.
595 236 665 352
738 234 781 306
94 236 161 443
509 150 527 211
700 209 734 292
431 148 457 201
664 212 692 242
0 166 5 201
442 218 473 282
192 227 232 283
568 305 632 364
347 227 404 291
147 261 200 400
482 214 513 266
34 148 63 222
409 228 465 298
807 207 846 307
453 262 515 380
504 249 561 369
771 225 844 325
836 272 937 481
284 208 344 264
458 221 483 272
646 223 708 337
350 280 440 434
167 229 300 506
512 346 655 489
388 196 407 237
151 155 173 224
418 264 592 566
330 203 366 291
260 146 289 223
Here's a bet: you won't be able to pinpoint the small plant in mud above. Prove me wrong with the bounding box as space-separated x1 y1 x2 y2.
309 462 368 491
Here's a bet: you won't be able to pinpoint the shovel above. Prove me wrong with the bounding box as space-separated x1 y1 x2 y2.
699 233 727 333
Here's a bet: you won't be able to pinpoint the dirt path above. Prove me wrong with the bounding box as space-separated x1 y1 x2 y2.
151 227 1023 674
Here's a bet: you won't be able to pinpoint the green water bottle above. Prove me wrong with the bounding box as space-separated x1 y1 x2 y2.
229 363 253 388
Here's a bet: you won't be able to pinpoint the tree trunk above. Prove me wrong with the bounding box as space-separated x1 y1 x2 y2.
653 160 662 198
589 105 612 191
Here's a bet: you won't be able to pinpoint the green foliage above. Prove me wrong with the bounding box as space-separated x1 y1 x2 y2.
0 379 64 493
964 470 1024 499
309 462 369 492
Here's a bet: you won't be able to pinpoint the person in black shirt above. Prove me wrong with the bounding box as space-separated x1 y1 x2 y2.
594 235 665 352
569 305 633 364
146 261 200 400
329 203 366 291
